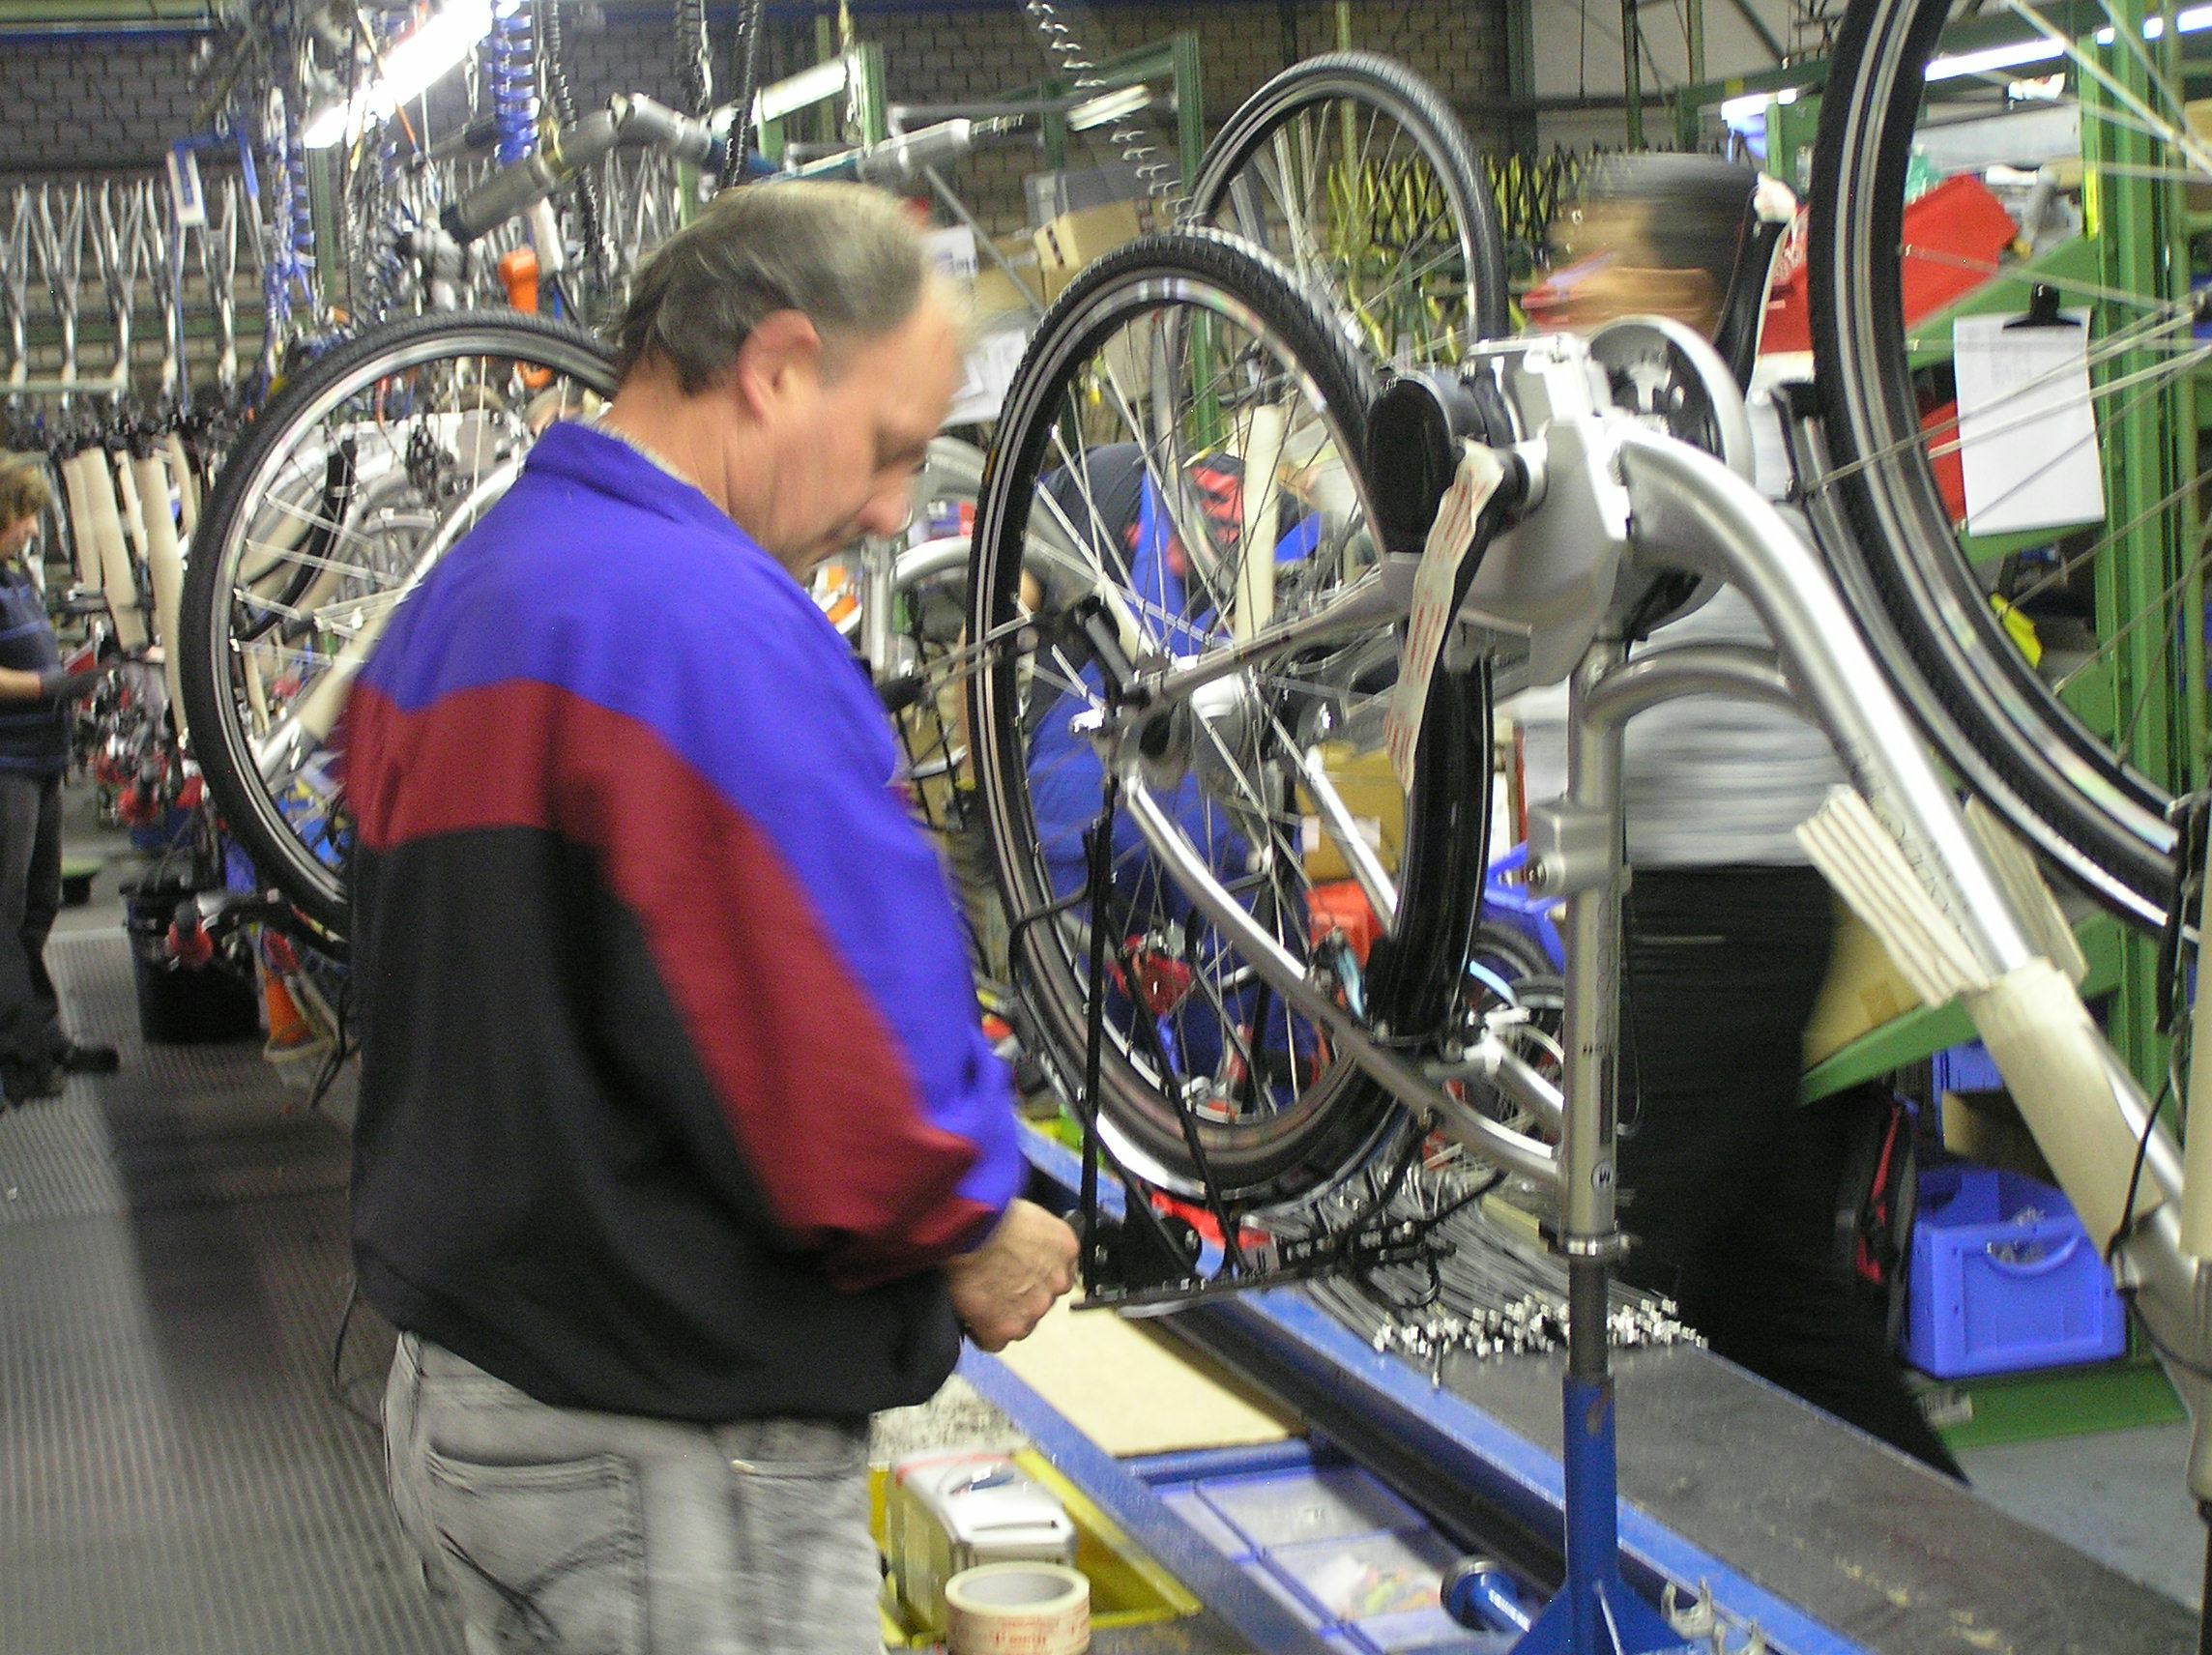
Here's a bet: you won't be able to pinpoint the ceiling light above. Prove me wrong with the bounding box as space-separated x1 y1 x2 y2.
1925 38 2067 81
303 0 496 150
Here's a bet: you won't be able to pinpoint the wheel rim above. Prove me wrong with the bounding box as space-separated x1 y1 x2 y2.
970 243 1482 1205
1189 61 1499 369
1811 0 2200 925
189 323 618 925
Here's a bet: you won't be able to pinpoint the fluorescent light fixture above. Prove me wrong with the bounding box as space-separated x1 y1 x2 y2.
1925 37 2066 81
1067 84 1152 131
1719 86 1798 126
1933 4 2212 81
302 0 496 150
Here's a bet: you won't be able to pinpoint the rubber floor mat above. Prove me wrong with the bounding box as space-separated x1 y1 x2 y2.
0 931 460 1654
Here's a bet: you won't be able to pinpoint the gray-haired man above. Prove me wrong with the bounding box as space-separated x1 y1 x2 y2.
351 181 1077 1653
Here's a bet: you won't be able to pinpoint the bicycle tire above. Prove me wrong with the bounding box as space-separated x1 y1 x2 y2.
1809 0 2179 928
967 229 1492 1205
180 311 619 936
1188 51 1510 361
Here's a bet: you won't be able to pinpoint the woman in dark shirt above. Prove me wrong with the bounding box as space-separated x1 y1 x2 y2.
0 457 119 1103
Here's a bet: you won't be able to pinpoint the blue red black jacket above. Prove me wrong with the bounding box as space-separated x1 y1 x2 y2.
344 421 1025 1422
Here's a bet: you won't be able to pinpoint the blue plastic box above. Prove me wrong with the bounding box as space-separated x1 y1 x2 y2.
1902 1165 2127 1379
1929 1039 2002 1096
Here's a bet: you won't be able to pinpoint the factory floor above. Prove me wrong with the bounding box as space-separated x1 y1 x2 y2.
0 818 2200 1652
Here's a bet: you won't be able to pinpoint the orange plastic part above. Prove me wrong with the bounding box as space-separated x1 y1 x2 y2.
1305 880 1380 969
497 245 540 313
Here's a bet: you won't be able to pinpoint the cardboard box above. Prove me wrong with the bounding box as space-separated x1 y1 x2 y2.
1033 199 1152 300
972 234 1047 323
1802 901 1924 1068
1940 1088 2056 1186
1295 740 1405 884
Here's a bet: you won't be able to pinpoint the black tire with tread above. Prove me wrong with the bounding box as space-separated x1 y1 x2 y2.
966 229 1492 1205
180 311 619 937
1808 0 2176 927
1189 50 1511 347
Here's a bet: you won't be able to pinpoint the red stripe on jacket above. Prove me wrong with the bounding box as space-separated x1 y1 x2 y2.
348 680 995 1286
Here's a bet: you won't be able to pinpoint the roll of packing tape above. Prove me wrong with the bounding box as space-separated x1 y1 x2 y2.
944 1562 1090 1655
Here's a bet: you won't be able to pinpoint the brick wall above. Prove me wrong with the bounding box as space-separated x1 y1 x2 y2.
0 4 1510 216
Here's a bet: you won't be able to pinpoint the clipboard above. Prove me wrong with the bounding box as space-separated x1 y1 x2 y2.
1953 286 2105 537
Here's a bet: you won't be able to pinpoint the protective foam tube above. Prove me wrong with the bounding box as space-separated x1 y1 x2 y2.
944 1563 1090 1655
81 453 146 650
1965 959 2166 1246
1800 791 2166 1246
132 450 186 737
1231 403 1285 640
165 431 199 538
110 450 148 570
59 451 102 592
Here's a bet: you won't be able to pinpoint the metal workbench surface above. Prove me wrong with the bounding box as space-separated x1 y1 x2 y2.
1177 1291 2196 1655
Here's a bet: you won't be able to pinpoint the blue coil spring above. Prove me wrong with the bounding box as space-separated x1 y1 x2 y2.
263 100 295 338
489 1 538 168
285 99 313 282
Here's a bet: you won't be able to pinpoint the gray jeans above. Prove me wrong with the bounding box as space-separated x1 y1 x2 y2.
0 769 62 1067
382 1331 885 1655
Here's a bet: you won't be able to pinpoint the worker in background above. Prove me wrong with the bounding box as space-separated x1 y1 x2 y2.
0 458 122 1106
346 183 1077 1655
1516 154 1965 1479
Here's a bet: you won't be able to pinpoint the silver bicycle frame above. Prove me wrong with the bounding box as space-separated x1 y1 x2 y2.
1104 327 2210 1495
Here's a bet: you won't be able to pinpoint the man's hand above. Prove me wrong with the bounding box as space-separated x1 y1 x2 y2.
946 1199 1079 1352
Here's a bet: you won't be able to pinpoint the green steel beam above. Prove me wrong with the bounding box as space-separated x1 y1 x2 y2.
1622 0 1645 146
1007 36 1205 191
0 0 212 24
1902 236 2103 369
2082 5 2193 1094
1722 0 1789 64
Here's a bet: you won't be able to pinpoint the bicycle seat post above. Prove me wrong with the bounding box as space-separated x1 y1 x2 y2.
1517 635 1690 1655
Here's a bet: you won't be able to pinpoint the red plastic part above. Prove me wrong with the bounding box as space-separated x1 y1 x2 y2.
1761 173 2019 355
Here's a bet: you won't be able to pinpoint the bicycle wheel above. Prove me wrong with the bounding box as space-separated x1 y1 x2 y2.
967 230 1492 1205
180 311 618 936
1187 52 1508 369
1810 0 2198 927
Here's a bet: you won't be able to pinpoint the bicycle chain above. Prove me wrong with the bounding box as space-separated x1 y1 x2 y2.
1022 0 1181 208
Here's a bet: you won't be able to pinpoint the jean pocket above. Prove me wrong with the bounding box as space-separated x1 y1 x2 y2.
422 1447 646 1655
715 1416 869 1481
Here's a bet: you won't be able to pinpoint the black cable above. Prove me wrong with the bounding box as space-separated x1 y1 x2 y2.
328 1274 381 1430
2103 1071 2167 1269
542 0 605 287
720 0 766 189
304 971 354 1118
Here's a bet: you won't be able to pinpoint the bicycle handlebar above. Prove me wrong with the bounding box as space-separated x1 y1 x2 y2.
444 94 719 244
443 97 985 246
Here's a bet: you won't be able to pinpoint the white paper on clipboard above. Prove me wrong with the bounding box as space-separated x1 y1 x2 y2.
1382 440 1506 796
1952 310 2106 537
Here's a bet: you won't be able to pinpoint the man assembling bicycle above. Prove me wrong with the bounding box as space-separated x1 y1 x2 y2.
344 181 1078 1654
